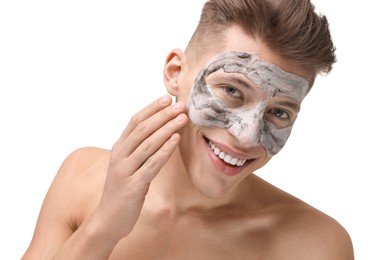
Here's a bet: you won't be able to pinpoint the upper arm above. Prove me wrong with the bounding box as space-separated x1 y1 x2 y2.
22 147 108 259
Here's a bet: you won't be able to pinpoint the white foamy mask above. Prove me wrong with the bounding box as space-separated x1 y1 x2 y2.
186 51 309 157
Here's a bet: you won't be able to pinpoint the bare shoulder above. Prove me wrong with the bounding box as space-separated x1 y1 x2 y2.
23 147 110 258
55 146 110 193
272 203 354 260
246 176 354 260
62 146 110 174
40 145 110 220
53 146 110 214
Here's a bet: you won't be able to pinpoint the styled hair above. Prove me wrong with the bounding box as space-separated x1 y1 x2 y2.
186 0 336 82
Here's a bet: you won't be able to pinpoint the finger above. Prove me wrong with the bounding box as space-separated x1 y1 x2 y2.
123 112 188 172
133 133 181 184
120 101 186 157
116 95 172 145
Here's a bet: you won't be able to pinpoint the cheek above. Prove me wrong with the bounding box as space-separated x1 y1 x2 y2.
177 81 194 103
187 83 231 128
260 124 293 157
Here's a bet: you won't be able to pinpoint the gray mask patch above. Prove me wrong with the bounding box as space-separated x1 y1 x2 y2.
186 51 309 157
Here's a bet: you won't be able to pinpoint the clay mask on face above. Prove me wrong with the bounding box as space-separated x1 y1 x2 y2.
186 51 309 157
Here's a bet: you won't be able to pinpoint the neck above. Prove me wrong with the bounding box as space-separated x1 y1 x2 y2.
147 147 250 215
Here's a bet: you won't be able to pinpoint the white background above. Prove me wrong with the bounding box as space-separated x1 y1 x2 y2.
0 1 383 259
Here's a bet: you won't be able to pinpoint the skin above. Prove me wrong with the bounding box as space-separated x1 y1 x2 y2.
22 25 354 260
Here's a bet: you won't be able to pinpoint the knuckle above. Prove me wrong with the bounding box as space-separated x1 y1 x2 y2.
135 121 147 134
109 147 120 165
131 174 151 192
140 140 152 153
111 141 119 152
108 159 135 179
129 113 141 126
144 156 157 170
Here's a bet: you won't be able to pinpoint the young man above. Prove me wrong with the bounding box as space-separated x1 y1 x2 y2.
23 0 354 259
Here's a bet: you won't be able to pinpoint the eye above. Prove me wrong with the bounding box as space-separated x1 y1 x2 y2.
265 108 293 128
210 84 245 107
224 86 242 98
270 108 289 119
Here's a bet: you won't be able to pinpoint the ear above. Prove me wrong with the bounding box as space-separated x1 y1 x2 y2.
163 48 184 96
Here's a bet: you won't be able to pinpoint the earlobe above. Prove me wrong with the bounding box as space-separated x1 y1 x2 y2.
163 49 184 96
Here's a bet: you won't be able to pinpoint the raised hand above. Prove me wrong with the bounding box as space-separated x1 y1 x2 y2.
92 95 188 243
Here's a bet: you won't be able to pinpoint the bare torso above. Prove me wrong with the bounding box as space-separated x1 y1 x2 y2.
48 147 352 260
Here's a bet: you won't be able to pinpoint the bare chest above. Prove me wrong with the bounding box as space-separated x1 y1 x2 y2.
107 214 269 260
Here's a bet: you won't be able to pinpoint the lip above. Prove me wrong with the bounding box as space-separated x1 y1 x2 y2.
202 136 254 176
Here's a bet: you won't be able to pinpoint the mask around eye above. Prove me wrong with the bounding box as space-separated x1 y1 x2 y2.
186 51 308 157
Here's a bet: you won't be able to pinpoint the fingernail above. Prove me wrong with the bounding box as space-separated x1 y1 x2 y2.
160 96 169 104
172 102 181 110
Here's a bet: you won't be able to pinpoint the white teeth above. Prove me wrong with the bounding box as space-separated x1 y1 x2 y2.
208 141 247 167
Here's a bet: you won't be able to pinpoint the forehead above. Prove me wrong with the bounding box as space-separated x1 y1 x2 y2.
198 51 309 102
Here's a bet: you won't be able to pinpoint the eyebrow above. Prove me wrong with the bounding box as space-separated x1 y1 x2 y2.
224 76 256 92
212 75 256 91
276 100 301 112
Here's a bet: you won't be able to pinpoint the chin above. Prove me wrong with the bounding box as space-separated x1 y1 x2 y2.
177 123 269 198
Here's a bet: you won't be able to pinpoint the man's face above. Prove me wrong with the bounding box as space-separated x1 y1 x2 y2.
174 25 311 198
186 51 309 157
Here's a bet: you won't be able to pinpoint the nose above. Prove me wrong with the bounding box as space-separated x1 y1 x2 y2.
227 106 265 148
228 120 262 148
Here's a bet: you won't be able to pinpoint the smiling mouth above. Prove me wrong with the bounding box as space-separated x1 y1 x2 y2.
206 139 248 167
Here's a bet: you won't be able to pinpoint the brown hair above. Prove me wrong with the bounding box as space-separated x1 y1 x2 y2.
186 0 336 82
